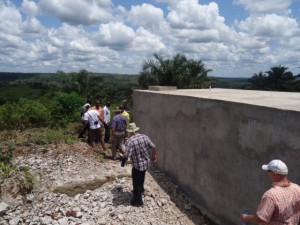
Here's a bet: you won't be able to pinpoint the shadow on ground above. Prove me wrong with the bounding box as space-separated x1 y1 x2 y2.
148 165 219 225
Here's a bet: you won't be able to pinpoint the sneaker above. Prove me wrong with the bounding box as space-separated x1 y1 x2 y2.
130 198 143 207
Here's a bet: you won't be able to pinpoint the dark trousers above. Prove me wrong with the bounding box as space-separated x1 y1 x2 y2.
132 167 146 202
104 123 110 143
78 122 89 138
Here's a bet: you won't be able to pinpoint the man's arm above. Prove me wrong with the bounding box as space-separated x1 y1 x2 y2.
151 148 157 162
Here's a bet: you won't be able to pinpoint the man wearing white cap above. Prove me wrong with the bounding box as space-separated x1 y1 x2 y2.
241 159 300 224
123 123 157 207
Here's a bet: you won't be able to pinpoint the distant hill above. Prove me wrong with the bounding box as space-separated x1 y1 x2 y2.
213 77 250 89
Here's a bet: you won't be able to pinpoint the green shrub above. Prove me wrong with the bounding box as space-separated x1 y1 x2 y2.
0 99 50 130
48 92 83 127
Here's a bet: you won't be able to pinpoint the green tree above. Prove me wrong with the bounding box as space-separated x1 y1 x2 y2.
138 53 214 89
60 69 105 98
265 65 295 91
248 65 298 92
247 72 267 90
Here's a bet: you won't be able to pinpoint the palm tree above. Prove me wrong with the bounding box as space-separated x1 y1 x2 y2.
265 65 295 91
248 72 267 90
138 53 214 89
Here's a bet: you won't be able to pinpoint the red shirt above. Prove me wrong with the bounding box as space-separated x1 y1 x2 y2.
256 181 300 225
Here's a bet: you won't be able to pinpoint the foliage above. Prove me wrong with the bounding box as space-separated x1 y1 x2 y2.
138 53 216 89
19 166 35 193
0 125 78 148
27 129 77 145
247 65 299 91
0 98 50 130
0 143 15 179
48 92 83 127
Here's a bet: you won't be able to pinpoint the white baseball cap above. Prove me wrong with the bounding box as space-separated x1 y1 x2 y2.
262 159 288 175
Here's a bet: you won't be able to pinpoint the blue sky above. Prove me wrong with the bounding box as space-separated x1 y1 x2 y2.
1 0 300 77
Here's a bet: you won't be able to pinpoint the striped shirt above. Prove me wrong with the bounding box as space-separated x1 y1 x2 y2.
256 181 300 225
125 133 155 171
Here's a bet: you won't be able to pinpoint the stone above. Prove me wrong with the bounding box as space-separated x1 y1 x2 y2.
0 202 9 216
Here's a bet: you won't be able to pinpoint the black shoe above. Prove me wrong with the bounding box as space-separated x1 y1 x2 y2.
130 198 143 207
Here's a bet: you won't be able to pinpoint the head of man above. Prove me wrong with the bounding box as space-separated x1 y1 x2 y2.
95 100 100 108
119 106 124 113
126 123 140 137
262 159 288 182
106 101 111 107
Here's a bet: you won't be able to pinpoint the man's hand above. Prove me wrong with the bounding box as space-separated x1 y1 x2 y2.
151 154 157 162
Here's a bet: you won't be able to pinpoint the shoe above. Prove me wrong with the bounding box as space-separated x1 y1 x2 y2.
130 198 143 207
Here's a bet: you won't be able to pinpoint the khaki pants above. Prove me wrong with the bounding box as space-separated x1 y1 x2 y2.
111 131 125 159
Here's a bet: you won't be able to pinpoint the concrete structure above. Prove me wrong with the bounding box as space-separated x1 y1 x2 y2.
133 88 300 225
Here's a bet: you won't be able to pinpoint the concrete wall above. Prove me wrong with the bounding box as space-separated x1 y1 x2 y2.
133 89 300 225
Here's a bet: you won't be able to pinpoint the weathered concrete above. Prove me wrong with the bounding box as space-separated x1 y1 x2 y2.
133 88 300 225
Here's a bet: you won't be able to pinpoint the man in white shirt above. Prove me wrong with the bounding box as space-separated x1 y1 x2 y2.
103 100 111 143
82 105 102 148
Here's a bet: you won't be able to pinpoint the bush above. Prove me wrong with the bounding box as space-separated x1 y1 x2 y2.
48 92 83 127
0 99 50 130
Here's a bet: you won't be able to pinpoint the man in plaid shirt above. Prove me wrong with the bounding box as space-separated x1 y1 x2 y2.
241 159 300 224
124 123 157 206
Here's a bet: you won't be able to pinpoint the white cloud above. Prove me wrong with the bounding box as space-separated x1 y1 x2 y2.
21 0 39 17
97 22 135 50
167 1 225 29
238 14 299 38
128 3 165 31
130 27 166 52
0 1 23 35
234 0 292 14
39 0 113 25
23 17 45 34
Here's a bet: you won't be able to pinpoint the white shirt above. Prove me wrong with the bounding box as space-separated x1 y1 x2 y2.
81 103 90 121
103 106 110 124
83 110 101 129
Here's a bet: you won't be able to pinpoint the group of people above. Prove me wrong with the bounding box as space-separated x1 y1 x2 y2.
79 99 300 222
79 99 157 207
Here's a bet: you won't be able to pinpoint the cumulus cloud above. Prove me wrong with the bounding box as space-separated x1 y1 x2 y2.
97 22 135 50
21 0 39 17
128 4 164 31
130 27 166 52
0 2 23 35
233 0 292 14
39 0 113 25
238 14 299 38
167 1 225 29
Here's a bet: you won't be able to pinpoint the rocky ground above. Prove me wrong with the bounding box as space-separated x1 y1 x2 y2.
0 141 218 225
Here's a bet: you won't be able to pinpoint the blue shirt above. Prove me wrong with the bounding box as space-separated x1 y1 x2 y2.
111 114 127 131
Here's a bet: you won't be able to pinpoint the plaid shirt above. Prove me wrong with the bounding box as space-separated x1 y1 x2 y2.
125 133 155 171
256 181 300 225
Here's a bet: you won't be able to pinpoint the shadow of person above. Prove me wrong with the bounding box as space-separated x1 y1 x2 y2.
111 185 132 206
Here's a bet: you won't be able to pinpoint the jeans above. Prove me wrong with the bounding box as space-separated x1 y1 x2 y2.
104 123 110 143
132 167 146 202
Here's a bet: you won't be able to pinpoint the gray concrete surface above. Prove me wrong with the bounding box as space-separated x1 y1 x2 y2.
133 88 300 225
